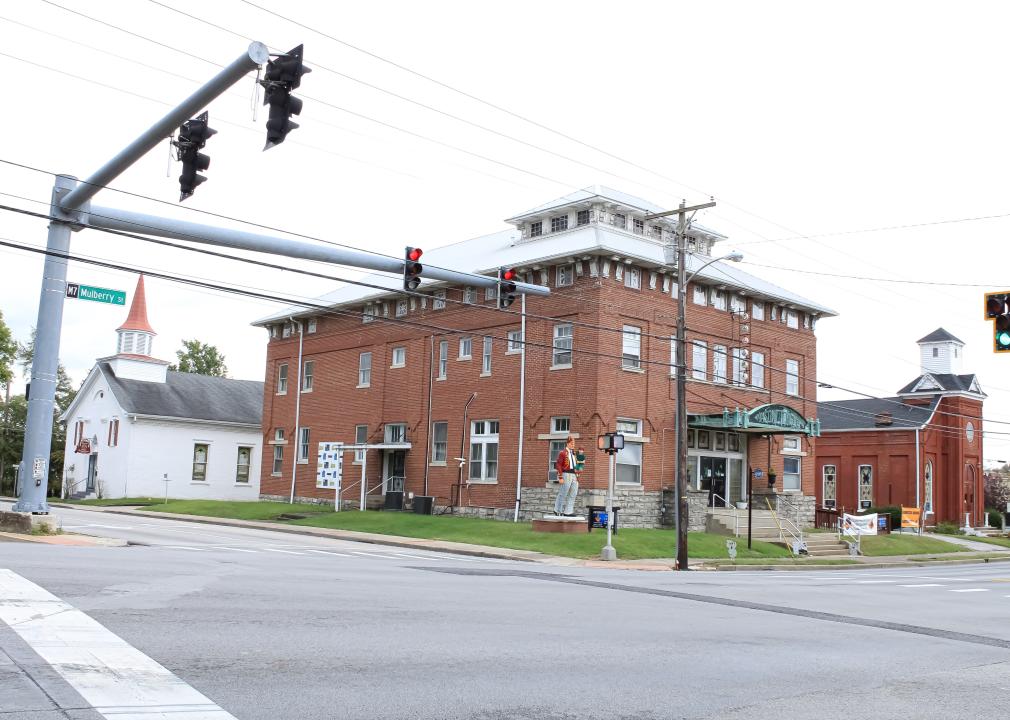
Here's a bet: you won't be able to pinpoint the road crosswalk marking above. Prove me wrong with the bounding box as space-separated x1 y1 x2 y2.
0 569 236 719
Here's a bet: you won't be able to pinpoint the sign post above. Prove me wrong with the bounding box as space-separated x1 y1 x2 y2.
163 473 169 504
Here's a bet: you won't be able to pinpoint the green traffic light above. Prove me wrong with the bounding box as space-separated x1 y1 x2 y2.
998 331 1010 349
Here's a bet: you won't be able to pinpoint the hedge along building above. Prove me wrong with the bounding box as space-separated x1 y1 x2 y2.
254 187 835 528
816 329 985 527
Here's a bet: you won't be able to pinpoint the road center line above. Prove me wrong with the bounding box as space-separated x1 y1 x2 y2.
0 569 236 719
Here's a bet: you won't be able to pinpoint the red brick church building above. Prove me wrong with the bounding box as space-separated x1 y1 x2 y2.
254 187 835 528
816 329 985 527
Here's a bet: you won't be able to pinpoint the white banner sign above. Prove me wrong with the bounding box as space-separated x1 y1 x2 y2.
317 442 344 489
841 513 877 537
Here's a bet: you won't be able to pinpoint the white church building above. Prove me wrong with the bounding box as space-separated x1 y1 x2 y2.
60 275 264 500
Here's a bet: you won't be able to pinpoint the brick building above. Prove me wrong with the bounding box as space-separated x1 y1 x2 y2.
816 329 985 527
255 187 834 528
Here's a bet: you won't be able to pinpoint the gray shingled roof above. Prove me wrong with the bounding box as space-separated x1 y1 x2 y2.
917 328 964 344
896 373 980 395
818 396 939 431
101 363 263 425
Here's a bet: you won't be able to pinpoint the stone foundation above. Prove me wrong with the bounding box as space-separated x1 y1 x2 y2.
517 485 665 528
751 489 816 528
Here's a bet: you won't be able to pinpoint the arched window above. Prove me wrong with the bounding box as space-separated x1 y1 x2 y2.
924 460 933 514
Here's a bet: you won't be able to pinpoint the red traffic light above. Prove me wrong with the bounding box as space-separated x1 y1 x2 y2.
408 248 423 262
503 269 516 281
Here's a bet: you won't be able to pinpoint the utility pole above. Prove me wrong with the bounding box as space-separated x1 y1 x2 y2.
645 199 717 570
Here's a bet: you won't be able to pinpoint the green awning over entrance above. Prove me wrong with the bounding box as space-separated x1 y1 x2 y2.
689 404 821 437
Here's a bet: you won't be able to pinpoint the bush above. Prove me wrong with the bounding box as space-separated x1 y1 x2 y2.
986 508 1005 529
935 521 962 535
864 505 901 530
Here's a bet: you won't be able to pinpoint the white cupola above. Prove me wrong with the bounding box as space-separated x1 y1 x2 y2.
917 328 964 375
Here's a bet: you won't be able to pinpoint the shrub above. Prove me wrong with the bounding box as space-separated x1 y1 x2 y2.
935 521 962 535
864 505 901 530
986 508 1005 529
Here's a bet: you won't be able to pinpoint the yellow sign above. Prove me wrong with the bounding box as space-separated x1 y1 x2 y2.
901 506 921 529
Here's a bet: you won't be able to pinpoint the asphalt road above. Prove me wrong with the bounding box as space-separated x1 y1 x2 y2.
3 507 1010 719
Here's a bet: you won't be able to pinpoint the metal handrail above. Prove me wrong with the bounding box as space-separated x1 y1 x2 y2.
838 516 863 555
765 497 806 555
710 493 739 536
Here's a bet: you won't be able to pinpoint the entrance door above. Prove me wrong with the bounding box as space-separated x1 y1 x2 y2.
964 465 976 526
700 457 728 507
86 454 97 494
385 450 406 493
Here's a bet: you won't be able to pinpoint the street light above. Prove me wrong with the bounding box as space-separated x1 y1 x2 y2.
673 239 743 570
597 432 624 561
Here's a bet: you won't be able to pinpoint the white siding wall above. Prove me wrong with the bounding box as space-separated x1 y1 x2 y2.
920 342 963 375
106 356 168 383
125 420 262 500
61 371 132 497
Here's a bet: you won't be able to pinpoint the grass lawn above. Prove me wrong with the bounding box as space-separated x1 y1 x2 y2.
150 499 335 522
859 534 964 556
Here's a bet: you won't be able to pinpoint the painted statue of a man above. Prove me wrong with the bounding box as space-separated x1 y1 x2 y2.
553 436 582 516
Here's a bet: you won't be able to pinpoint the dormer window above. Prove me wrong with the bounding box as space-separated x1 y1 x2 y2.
551 215 568 232
530 221 543 237
652 225 663 240
614 213 626 229
633 218 644 234
577 210 590 226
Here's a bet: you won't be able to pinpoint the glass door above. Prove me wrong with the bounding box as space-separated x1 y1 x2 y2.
700 457 728 507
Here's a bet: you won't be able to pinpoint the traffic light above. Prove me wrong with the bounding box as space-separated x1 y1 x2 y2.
261 44 311 150
986 291 1010 352
404 247 423 290
498 267 518 309
174 111 217 201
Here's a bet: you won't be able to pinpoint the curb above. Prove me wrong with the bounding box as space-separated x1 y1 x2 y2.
703 555 1010 571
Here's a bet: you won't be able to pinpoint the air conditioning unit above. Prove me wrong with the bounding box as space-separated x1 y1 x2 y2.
412 495 434 515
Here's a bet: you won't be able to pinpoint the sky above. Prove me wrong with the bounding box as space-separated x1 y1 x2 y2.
1 0 1009 462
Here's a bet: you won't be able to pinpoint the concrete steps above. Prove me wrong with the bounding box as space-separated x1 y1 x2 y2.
707 509 782 539
802 534 851 557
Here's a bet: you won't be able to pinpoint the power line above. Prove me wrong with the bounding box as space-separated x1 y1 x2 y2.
738 259 998 288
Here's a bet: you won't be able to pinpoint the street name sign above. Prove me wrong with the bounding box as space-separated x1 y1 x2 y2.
66 283 126 305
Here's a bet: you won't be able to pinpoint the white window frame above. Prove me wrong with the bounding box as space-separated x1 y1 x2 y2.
557 264 575 287
459 337 472 360
506 330 523 354
731 348 745 386
615 418 643 485
552 417 570 434
354 425 367 463
395 299 408 317
713 345 727 384
282 323 292 338
613 213 626 229
236 446 253 483
751 351 765 389
358 352 372 388
469 420 500 483
712 289 727 311
924 460 934 514
298 427 310 463
546 416 571 482
552 323 573 367
858 464 873 508
669 337 678 377
307 318 317 334
362 305 376 323
622 325 642 370
385 423 407 444
463 286 477 304
485 285 498 301
730 295 746 314
272 444 283 476
624 267 641 289
481 336 492 375
786 359 799 396
530 221 543 237
633 218 644 234
577 209 590 226
692 340 708 381
433 290 446 310
551 215 568 232
783 456 801 491
391 346 406 368
431 421 448 464
301 360 314 392
786 310 799 329
438 340 448 379
693 285 707 306
822 464 837 509
276 363 288 395
752 301 765 321
192 443 209 482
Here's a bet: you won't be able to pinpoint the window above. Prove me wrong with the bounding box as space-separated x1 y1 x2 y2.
577 209 590 226
459 337 472 359
553 324 573 367
692 340 708 381
633 218 644 234
624 267 641 289
547 417 570 482
438 340 448 378
391 346 406 368
463 286 477 304
482 336 492 374
551 215 568 232
236 446 252 483
786 359 799 396
277 364 288 394
270 325 279 339
298 427 310 463
752 301 765 321
358 352 372 387
786 310 799 329
354 425 367 463
616 419 642 484
307 318 317 333
433 290 446 310
713 345 727 384
751 351 765 389
621 325 642 369
924 460 934 513
107 418 119 448
932 347 939 358
552 417 570 434
530 221 543 237
693 285 707 306
395 299 407 317
822 465 836 508
282 323 291 339
192 443 209 481
783 457 801 491
858 464 873 508
712 289 727 311
803 313 810 329
613 213 626 229
507 330 523 354
652 225 663 240
362 305 376 323
730 295 746 314
557 264 575 287
469 420 499 482
731 348 745 386
669 337 678 376
485 285 498 301
432 422 448 463
770 305 778 321
271 429 284 475
782 436 801 451
385 423 407 443
301 360 314 392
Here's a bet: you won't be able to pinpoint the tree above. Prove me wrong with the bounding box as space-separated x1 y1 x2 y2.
168 339 228 377
0 310 17 391
0 394 26 496
984 474 1010 513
